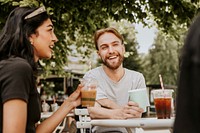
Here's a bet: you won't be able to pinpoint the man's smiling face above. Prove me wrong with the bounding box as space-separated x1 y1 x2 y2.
97 32 125 70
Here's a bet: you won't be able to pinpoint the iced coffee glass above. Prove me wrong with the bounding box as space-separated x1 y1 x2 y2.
152 89 174 119
80 78 98 107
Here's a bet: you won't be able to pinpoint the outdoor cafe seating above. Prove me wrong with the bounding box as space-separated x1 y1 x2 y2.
74 108 174 133
74 84 176 133
40 112 70 133
39 84 176 133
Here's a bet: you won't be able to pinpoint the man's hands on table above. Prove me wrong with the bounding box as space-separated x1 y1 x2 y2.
113 101 143 119
88 99 143 119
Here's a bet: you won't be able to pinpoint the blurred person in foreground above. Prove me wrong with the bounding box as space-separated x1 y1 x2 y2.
173 14 200 133
84 27 147 132
0 6 82 133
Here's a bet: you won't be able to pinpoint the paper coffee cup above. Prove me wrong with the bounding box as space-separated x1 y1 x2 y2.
128 88 150 112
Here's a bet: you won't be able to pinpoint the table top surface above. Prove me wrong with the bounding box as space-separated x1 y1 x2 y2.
90 117 175 128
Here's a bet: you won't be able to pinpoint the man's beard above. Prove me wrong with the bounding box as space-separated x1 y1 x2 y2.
101 55 124 70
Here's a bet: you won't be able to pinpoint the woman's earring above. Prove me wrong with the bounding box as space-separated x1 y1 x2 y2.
29 38 34 45
30 41 34 45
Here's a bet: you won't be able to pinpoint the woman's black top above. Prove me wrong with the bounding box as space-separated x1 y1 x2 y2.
0 57 41 133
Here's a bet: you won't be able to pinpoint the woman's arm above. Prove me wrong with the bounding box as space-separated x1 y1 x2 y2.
36 84 82 133
3 99 27 133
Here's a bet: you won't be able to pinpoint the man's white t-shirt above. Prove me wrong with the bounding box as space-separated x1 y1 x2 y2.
83 66 147 133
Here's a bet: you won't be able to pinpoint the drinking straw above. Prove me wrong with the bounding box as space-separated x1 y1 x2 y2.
53 96 56 104
159 74 165 90
89 61 92 70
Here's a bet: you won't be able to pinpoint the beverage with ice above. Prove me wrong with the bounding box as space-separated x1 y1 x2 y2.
152 89 174 119
81 89 97 107
154 97 171 119
80 78 98 107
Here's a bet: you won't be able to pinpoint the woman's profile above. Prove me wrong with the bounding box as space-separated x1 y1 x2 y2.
0 6 82 133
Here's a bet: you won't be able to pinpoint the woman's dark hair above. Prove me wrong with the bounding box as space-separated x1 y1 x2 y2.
0 6 49 71
174 13 200 132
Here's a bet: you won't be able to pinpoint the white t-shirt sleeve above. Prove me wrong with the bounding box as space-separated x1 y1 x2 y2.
135 73 146 89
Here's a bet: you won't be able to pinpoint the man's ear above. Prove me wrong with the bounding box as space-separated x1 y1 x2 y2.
97 50 101 58
122 44 126 53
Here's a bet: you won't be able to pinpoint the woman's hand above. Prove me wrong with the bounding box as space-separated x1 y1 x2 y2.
67 84 83 108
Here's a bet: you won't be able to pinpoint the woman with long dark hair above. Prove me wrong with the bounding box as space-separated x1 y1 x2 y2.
0 6 82 133
174 14 200 133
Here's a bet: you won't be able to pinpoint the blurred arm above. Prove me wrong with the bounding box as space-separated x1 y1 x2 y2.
3 99 27 133
36 84 82 133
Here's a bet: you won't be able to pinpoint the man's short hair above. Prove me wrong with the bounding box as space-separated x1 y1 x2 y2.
94 27 124 50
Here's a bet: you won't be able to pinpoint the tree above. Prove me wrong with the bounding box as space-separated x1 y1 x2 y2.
108 20 142 71
142 31 183 85
0 0 198 76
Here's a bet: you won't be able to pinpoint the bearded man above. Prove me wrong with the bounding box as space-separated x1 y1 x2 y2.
84 27 147 133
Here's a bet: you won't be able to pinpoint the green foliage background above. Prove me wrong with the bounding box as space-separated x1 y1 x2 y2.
0 0 200 86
